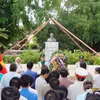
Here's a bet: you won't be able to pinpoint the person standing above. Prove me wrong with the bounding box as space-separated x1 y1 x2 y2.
15 57 23 74
20 75 38 100
0 63 20 88
35 65 50 100
67 68 88 100
22 62 38 89
75 55 87 69
59 68 73 88
38 54 46 68
76 81 93 100
93 67 100 91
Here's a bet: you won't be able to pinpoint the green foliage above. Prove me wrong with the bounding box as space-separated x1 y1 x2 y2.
64 50 100 65
0 0 100 51
3 56 17 64
0 28 8 47
19 50 40 63
3 50 100 65
59 0 100 50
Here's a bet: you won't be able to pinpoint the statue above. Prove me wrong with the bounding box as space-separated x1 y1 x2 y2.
47 33 56 42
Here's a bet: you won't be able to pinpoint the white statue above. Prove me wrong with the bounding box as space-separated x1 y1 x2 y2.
47 33 56 42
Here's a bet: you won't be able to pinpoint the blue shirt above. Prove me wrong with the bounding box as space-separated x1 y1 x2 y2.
20 88 38 100
22 70 37 88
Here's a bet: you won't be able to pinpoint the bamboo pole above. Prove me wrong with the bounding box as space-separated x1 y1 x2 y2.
56 24 84 52
11 19 50 56
52 18 100 56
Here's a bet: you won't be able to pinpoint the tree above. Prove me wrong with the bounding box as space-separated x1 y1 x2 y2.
58 0 100 51
0 28 8 46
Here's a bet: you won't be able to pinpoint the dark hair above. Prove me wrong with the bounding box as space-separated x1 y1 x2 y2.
10 63 17 71
50 71 60 79
44 90 60 100
83 81 93 90
95 67 100 74
40 54 45 58
56 85 68 100
0 63 3 70
27 62 33 69
80 61 87 69
1 86 20 100
79 55 84 59
20 75 30 87
86 92 100 100
60 68 69 77
10 77 20 89
29 76 34 86
41 65 50 75
49 77 60 89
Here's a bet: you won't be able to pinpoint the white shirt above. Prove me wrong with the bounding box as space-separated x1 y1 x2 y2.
28 87 38 95
20 95 27 100
93 74 100 88
68 81 85 100
74 61 88 70
76 92 87 100
0 72 20 88
16 63 24 74
35 76 47 100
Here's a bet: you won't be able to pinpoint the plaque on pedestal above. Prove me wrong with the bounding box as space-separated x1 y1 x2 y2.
45 42 59 61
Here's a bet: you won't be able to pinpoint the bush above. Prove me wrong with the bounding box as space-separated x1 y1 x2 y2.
20 50 40 63
3 49 100 65
64 50 100 65
3 56 17 63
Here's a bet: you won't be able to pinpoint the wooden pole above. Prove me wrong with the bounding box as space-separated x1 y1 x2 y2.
3 19 50 56
11 19 50 56
52 18 100 56
57 24 84 52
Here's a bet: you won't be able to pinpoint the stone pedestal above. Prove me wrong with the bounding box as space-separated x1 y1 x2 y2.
45 42 59 61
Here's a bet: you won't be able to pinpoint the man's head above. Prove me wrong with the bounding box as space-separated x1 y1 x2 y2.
80 61 87 69
41 65 50 79
29 76 34 86
40 54 45 61
44 90 60 100
20 75 30 88
50 33 54 38
9 63 17 72
15 57 21 64
10 77 20 89
60 68 69 78
86 91 100 100
79 55 84 61
95 67 100 74
49 70 60 79
1 86 20 100
27 62 33 70
83 81 93 91
56 85 68 100
75 68 88 81
49 77 60 89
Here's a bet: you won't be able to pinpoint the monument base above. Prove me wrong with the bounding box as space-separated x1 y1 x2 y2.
45 42 59 62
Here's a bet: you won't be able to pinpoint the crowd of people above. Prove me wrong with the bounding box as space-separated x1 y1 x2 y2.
0 54 100 100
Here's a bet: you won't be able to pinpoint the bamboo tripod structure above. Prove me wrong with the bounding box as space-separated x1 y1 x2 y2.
3 18 100 57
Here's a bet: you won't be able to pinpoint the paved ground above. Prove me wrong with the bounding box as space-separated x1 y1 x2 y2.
5 64 99 76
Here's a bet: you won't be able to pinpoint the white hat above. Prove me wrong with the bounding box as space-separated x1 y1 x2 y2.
75 68 88 77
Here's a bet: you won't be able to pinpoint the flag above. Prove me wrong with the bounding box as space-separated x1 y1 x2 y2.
0 54 7 74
